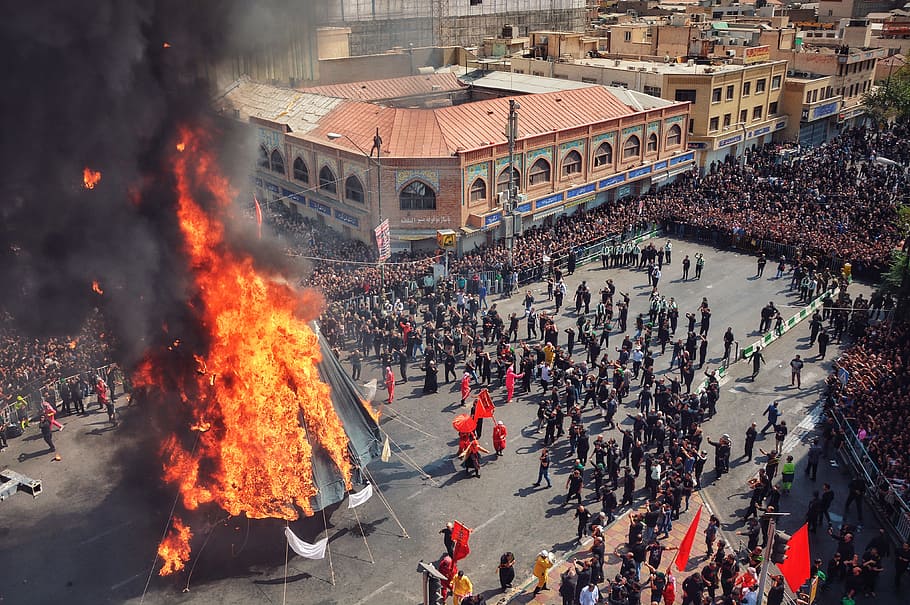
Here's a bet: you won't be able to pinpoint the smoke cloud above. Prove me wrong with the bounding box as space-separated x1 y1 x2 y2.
0 1 324 365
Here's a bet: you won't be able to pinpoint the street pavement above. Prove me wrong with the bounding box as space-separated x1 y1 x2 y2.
0 235 895 605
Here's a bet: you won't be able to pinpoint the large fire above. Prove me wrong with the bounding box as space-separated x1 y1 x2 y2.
139 128 353 576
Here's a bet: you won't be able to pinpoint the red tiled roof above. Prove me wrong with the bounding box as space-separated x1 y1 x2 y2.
305 87 650 158
297 73 465 102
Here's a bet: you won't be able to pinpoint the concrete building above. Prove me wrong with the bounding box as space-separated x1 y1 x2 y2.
323 0 589 56
511 54 788 166
217 72 693 250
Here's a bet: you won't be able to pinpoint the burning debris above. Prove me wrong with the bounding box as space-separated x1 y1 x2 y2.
82 167 102 189
157 517 193 576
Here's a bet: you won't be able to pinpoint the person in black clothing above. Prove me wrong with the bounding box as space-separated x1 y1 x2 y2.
843 477 866 523
766 575 786 605
744 422 757 460
39 414 55 453
575 505 591 540
499 552 515 590
565 469 583 505
440 522 455 557
895 542 910 587
680 572 704 605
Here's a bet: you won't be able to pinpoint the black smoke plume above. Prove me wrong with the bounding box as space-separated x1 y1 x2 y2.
0 1 324 365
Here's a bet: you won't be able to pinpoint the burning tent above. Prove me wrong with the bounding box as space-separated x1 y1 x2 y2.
138 129 381 577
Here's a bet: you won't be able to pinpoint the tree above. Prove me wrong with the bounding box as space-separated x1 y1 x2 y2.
880 205 910 323
864 65 910 126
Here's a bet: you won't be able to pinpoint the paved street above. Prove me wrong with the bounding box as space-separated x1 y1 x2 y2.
0 235 891 605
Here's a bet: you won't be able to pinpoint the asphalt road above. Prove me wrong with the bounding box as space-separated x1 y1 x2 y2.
0 236 887 605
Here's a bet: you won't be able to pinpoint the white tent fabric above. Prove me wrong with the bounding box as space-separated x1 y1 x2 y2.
284 527 328 559
347 483 373 509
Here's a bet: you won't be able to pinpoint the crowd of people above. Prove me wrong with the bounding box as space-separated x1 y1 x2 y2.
252 125 910 304
830 321 910 504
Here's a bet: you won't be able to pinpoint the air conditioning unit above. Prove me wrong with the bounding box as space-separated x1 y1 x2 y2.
614 59 622 66
687 59 696 66
638 67 648 72
726 49 736 57
497 191 507 205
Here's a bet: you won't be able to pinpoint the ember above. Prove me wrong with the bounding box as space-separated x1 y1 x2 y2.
92 280 103 295
138 129 354 575
83 167 102 189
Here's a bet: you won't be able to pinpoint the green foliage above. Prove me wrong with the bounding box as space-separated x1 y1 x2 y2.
864 65 910 125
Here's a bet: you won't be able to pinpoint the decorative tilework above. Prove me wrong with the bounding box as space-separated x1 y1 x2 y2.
559 139 585 154
622 125 643 137
317 156 340 182
647 121 661 135
592 132 616 145
343 161 367 183
463 163 489 185
526 146 552 162
396 169 440 192
495 155 524 173
257 127 282 150
665 115 686 125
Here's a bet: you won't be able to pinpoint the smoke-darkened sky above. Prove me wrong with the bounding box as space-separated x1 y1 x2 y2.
0 1 322 364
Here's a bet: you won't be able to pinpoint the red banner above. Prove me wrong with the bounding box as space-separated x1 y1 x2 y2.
777 523 811 592
452 520 472 561
473 389 495 419
674 505 702 571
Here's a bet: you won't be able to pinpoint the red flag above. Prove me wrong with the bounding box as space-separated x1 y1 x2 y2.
253 195 263 240
452 520 472 562
777 523 811 592
472 389 495 419
674 505 703 571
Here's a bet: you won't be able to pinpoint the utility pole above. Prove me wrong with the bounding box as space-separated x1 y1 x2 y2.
756 512 790 605
505 99 521 267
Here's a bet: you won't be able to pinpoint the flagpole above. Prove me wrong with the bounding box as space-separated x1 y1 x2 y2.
756 516 775 605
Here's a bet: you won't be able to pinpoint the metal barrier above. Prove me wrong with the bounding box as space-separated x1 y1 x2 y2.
740 288 834 360
830 407 910 542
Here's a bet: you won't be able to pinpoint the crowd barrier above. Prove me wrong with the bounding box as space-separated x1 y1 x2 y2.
740 287 835 360
830 404 910 542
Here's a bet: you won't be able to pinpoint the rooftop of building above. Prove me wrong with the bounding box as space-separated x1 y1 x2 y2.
217 75 685 159
296 72 465 102
572 56 786 75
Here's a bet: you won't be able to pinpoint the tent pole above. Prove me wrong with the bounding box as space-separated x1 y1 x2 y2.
352 506 375 564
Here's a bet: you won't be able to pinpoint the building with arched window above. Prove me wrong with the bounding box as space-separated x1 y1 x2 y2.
224 71 692 250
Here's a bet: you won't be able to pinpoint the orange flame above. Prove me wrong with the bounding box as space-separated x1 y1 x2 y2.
68 340 78 349
92 280 104 295
163 42 172 48
157 517 192 576
176 142 186 152
137 127 356 567
83 167 102 189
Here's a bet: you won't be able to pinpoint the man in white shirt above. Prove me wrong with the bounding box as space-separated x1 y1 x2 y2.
579 582 600 605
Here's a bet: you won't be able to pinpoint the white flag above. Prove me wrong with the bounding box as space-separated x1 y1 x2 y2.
348 483 374 508
284 527 328 559
380 435 391 462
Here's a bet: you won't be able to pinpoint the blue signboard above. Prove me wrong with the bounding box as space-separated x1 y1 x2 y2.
266 182 280 194
566 183 596 199
484 212 502 227
670 152 695 166
598 173 626 189
628 165 652 179
615 184 632 199
309 199 332 215
775 120 787 130
334 209 360 227
687 142 707 150
811 101 839 121
281 188 305 204
516 202 532 214
718 134 743 148
653 161 668 171
750 126 771 137
535 193 563 210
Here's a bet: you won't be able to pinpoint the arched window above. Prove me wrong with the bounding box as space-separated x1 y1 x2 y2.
319 166 337 194
622 135 641 159
666 124 682 147
528 158 551 185
469 178 487 203
561 150 582 177
345 175 364 204
400 180 437 210
270 149 285 175
257 146 270 170
593 142 613 167
647 133 659 153
497 167 520 195
292 157 309 182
